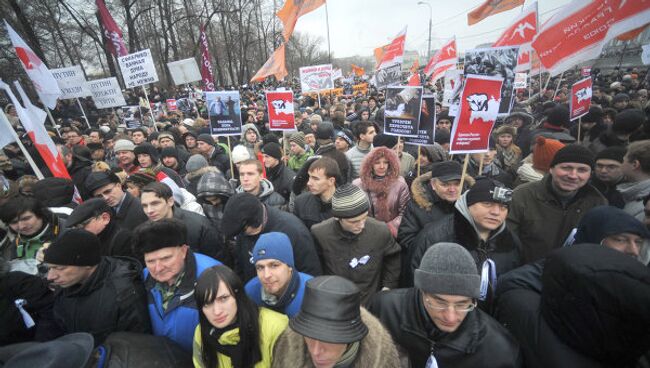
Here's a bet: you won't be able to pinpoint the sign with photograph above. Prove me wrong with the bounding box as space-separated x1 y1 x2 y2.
383 86 423 137
299 64 334 92
570 77 592 121
463 46 518 116
206 91 242 135
376 63 402 90
405 95 436 146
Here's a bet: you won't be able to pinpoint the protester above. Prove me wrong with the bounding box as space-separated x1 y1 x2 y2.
346 121 375 180
618 140 650 220
160 147 187 176
113 139 140 175
314 122 352 183
195 170 234 235
287 132 313 171
292 157 338 229
494 125 522 171
261 142 295 201
515 136 565 186
591 146 627 207
235 158 286 208
196 134 230 174
184 154 216 195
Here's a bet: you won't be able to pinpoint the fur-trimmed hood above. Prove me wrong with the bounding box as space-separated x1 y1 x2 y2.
185 165 220 182
358 147 401 191
410 171 475 211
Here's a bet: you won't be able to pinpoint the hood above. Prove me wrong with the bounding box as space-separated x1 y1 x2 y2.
359 147 400 184
541 244 650 366
241 123 260 142
235 178 275 199
454 192 506 241
185 165 220 182
197 170 234 199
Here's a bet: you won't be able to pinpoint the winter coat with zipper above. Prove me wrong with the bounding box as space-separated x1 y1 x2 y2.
369 287 523 368
51 256 151 346
172 207 223 261
144 250 221 352
236 178 286 210
507 175 607 263
292 192 333 229
410 193 522 311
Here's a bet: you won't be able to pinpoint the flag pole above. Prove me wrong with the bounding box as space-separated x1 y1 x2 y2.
226 136 234 179
141 85 159 132
552 71 565 99
0 109 45 179
45 107 62 137
324 1 332 63
459 153 470 193
76 98 92 129
577 117 582 143
417 146 421 177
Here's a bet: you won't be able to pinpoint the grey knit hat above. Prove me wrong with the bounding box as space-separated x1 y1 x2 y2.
113 139 135 152
186 154 209 173
331 184 369 219
414 242 480 298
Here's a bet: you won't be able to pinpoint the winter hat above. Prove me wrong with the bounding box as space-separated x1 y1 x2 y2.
414 242 481 299
331 184 370 219
310 114 323 125
262 133 280 146
546 105 570 127
196 133 215 146
430 161 463 182
32 177 74 207
612 93 630 104
132 218 187 254
595 146 626 163
372 134 398 148
494 125 517 137
466 177 512 207
574 205 650 244
44 229 101 266
434 129 451 145
182 118 195 127
316 122 335 141
113 139 135 152
133 142 159 163
550 144 595 168
336 129 354 147
125 171 157 187
289 132 306 148
185 154 209 173
158 132 176 143
261 142 283 161
66 198 113 228
86 142 104 152
182 131 197 141
84 170 121 194
222 192 264 238
612 109 645 135
581 106 604 124
231 145 251 164
251 232 294 268
160 147 179 160
533 136 565 172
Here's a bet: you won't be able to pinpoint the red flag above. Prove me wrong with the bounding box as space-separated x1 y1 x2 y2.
251 44 288 83
570 77 592 121
493 2 537 46
617 23 649 41
374 46 385 67
351 64 365 77
408 73 421 86
96 0 128 57
468 0 525 26
277 0 326 42
199 25 216 91
410 58 420 74
423 37 457 83
376 27 407 70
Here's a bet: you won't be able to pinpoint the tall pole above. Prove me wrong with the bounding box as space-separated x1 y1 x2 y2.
418 2 432 60
325 1 332 63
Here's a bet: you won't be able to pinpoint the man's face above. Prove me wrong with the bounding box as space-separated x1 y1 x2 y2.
93 182 124 207
116 150 135 166
8 211 44 237
437 119 452 131
246 129 258 143
263 154 279 169
422 292 474 333
468 202 508 233
159 138 175 149
162 156 178 169
338 212 369 235
614 100 629 110
239 164 262 193
46 264 93 288
137 154 153 168
359 127 376 144
132 132 146 144
104 139 115 150
255 259 292 296
256 111 264 121
304 337 348 368
601 232 644 258
289 142 303 155
144 245 188 285
621 154 637 180
360 111 370 121
549 163 591 193
595 159 623 183
89 132 102 143
431 178 460 202
334 137 349 151
307 168 335 196
80 213 110 235
305 133 316 147
140 192 174 221
197 141 212 154
66 132 82 145
185 136 197 148
91 149 105 161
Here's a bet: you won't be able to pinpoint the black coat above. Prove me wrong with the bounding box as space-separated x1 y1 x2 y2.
207 145 230 174
234 205 322 282
68 157 93 200
114 192 149 231
51 257 151 345
266 163 295 201
292 192 332 229
369 288 522 368
98 221 134 258
173 207 223 261
315 143 352 183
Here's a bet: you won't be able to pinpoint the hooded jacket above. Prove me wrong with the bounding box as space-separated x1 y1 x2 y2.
265 163 295 201
185 166 221 196
240 123 261 158
617 178 650 221
206 145 230 174
196 170 234 233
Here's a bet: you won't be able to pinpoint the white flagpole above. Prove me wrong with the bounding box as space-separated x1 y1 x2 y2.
141 85 159 132
45 107 62 137
0 109 45 179
76 98 92 129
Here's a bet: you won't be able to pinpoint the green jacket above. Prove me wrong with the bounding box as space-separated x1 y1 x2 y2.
192 307 288 368
287 148 313 171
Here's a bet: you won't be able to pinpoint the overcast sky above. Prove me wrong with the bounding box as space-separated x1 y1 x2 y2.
294 0 572 59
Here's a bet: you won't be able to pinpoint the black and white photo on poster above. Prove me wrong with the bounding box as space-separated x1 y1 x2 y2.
376 63 403 90
206 91 242 136
384 86 423 137
405 95 436 146
463 46 519 116
121 105 142 129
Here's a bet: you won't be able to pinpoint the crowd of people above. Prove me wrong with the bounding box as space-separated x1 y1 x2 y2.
1 65 650 368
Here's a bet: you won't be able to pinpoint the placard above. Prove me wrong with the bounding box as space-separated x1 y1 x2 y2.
405 95 436 146
570 77 592 121
167 58 202 85
87 77 126 109
166 98 177 111
266 91 295 131
442 69 463 107
51 65 91 99
384 86 423 137
122 105 142 129
513 73 527 89
118 49 159 88
206 91 242 136
376 63 402 90
299 64 334 92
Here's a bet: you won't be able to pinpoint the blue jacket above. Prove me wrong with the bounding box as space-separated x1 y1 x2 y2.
143 250 220 352
244 271 312 317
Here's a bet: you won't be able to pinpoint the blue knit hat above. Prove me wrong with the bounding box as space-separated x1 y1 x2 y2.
251 232 294 268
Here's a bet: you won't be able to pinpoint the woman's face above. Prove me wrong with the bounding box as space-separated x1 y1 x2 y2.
372 157 390 177
245 129 257 143
202 281 238 329
497 134 513 148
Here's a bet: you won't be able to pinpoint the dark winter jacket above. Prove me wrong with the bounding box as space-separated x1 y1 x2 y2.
68 157 93 200
316 142 352 183
196 170 234 235
114 192 149 231
172 207 223 261
292 192 333 229
97 220 135 259
207 145 230 174
590 176 625 208
369 287 523 368
51 257 151 345
96 332 193 368
266 163 295 201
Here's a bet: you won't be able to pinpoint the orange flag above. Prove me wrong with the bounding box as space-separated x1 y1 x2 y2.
351 64 365 76
277 0 326 42
410 58 420 74
617 23 649 41
468 0 525 26
407 72 420 86
374 46 385 67
250 44 287 83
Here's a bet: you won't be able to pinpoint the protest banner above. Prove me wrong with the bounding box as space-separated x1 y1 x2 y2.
442 69 463 107
514 73 527 89
332 68 343 80
118 49 159 88
581 67 592 77
167 58 202 85
299 64 334 92
405 95 436 146
206 91 242 136
570 77 592 121
166 98 177 111
464 46 518 116
301 83 369 98
384 86 423 137
51 65 91 99
266 91 295 131
424 37 457 83
87 77 126 109
449 75 504 154
376 63 402 90
376 27 407 69
122 106 142 129
199 25 215 91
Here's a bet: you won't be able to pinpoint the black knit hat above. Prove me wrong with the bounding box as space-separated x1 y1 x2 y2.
196 133 215 146
222 192 264 238
372 134 398 148
261 142 283 161
66 198 112 228
160 147 179 160
133 142 159 163
316 122 335 140
32 177 74 207
466 177 512 207
550 144 595 168
612 109 645 135
595 146 627 163
435 129 451 144
132 218 187 254
546 105 570 127
44 229 101 266
84 171 121 194
331 184 370 219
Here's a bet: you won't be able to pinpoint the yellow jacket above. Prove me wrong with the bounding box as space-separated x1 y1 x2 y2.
193 307 288 368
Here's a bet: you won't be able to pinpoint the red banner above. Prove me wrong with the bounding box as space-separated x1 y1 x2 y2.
96 0 128 57
266 91 295 131
468 0 525 26
166 98 177 111
449 75 504 154
493 2 537 46
423 37 457 82
199 25 215 91
570 77 592 121
251 44 287 83
376 27 407 69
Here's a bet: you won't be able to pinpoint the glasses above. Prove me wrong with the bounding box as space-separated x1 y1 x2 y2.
423 295 476 313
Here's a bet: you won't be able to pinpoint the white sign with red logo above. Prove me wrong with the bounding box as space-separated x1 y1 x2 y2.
449 75 504 154
581 67 592 77
514 73 527 89
570 77 592 121
266 91 295 131
166 98 177 111
299 64 334 92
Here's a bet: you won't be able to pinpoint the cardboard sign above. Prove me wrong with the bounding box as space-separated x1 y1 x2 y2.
513 73 527 89
570 76 592 121
299 64 334 92
266 91 295 131
375 63 402 90
87 77 126 109
166 98 177 111
449 74 504 154
383 86 423 137
405 95 436 146
167 58 202 85
118 49 159 88
206 91 242 136
443 69 463 107
51 65 91 99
